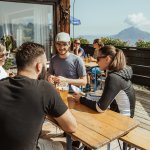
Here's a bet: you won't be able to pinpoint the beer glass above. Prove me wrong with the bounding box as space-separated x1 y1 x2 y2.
56 82 69 105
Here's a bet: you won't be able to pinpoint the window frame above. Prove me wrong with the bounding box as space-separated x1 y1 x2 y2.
0 0 60 59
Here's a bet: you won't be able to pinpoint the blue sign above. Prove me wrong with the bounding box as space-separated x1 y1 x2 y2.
70 16 81 25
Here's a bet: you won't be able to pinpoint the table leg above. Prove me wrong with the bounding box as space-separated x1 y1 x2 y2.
123 142 127 150
66 134 72 150
107 143 110 150
94 67 97 91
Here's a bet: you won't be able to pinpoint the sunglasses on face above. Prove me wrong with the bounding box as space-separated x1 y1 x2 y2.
56 42 69 47
97 55 107 62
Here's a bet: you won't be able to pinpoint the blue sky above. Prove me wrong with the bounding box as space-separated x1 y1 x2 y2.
70 0 150 37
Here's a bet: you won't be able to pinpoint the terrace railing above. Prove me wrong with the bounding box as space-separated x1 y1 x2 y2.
81 44 150 87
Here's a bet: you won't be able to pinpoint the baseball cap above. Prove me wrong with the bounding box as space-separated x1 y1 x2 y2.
55 32 70 42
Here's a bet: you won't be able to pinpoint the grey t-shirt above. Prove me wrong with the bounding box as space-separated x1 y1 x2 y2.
49 53 86 79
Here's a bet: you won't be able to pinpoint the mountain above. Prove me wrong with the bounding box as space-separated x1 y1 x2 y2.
111 27 150 44
75 27 150 45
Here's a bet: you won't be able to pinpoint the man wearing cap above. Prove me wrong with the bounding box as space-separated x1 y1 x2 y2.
48 32 87 87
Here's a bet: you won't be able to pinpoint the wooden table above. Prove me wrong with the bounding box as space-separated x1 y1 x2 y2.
66 95 139 150
85 62 98 68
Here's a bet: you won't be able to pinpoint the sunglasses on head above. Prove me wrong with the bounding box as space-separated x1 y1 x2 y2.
97 55 107 62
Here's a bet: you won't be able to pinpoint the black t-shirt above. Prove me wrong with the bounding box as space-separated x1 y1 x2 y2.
0 75 67 150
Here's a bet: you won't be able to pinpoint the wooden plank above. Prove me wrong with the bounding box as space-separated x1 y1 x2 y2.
119 127 150 150
132 65 150 77
85 62 98 68
68 97 139 149
123 50 150 58
133 89 150 131
71 109 124 141
136 101 150 110
71 108 139 140
134 116 150 127
134 111 150 121
136 91 150 99
136 101 150 108
139 123 150 131
132 75 150 87
136 95 150 103
126 57 150 66
135 105 150 114
72 123 109 149
136 99 150 106
42 122 109 149
99 110 139 131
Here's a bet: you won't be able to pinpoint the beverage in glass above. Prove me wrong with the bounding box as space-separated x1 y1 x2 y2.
56 82 69 105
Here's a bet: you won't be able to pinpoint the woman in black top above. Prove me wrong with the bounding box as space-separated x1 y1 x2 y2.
73 45 135 118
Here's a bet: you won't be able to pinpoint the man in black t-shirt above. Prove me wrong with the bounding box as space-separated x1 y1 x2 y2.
0 42 77 150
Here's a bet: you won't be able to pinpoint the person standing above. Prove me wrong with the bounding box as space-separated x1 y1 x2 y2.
90 39 104 62
0 42 77 150
90 39 104 75
0 44 8 80
86 39 104 90
48 32 87 87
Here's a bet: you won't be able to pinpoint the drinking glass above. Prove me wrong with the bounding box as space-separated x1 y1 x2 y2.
56 82 69 105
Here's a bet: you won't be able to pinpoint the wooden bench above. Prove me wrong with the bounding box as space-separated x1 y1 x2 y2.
119 127 150 150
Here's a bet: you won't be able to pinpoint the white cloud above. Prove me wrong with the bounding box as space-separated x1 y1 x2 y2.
124 13 150 27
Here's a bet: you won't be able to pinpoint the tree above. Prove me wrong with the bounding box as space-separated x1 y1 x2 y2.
101 37 129 47
71 37 89 44
135 40 150 48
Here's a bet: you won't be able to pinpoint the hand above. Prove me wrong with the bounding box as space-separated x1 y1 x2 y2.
47 75 55 84
73 92 85 102
90 56 93 61
56 76 68 83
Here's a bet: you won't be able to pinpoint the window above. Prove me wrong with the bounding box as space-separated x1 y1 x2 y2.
0 1 54 59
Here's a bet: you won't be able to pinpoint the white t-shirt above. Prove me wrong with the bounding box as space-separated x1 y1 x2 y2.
0 66 8 80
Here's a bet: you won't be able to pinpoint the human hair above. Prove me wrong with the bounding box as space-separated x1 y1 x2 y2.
93 39 104 47
100 45 126 71
74 39 81 44
0 43 6 53
16 42 45 70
